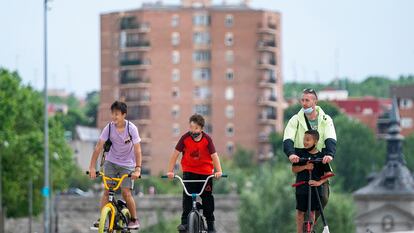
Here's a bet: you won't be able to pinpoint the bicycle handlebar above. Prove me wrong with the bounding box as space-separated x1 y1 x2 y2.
291 173 335 187
86 171 140 191
297 157 324 163
161 174 228 197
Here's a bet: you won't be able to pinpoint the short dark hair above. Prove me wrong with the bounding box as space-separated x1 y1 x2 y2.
189 114 205 128
305 130 319 141
111 101 127 114
303 88 318 100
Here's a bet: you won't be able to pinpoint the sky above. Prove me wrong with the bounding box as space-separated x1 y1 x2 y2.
1 0 414 97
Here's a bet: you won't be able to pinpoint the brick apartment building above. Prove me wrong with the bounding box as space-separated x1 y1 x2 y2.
98 0 284 174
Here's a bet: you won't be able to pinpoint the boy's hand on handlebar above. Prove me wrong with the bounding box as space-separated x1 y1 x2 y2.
308 180 322 187
214 171 223 179
89 167 97 179
167 172 175 180
131 171 141 180
304 162 314 170
289 154 300 163
322 155 333 164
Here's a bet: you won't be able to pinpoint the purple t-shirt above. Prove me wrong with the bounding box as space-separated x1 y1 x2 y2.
99 120 141 167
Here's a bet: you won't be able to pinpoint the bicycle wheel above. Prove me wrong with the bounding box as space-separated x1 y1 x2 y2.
188 211 200 233
99 206 113 233
115 208 131 233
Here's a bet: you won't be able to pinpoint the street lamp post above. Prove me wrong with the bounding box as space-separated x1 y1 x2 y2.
0 140 9 233
43 0 50 233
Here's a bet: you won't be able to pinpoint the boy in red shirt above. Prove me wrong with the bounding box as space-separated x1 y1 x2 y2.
167 114 223 233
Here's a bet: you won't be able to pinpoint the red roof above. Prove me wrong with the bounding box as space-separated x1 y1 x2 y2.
331 97 391 115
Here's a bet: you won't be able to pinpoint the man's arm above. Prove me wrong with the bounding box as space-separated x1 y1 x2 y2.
322 115 337 163
88 140 105 179
211 152 223 179
283 115 300 163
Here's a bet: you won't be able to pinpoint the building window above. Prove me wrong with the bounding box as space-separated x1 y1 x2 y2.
172 51 180 64
226 50 234 64
400 98 413 109
226 123 234 137
129 106 150 120
172 69 180 82
194 86 211 99
171 105 180 119
194 104 211 116
172 123 180 136
193 13 211 26
226 141 234 155
171 32 180 46
193 68 211 81
225 32 234 46
225 14 234 27
225 105 234 119
226 69 234 81
193 50 211 63
171 14 179 27
225 87 234 101
172 87 180 99
401 117 413 129
205 123 213 134
193 31 211 45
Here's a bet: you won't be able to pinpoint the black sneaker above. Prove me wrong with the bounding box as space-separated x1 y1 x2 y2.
207 221 216 233
177 224 187 232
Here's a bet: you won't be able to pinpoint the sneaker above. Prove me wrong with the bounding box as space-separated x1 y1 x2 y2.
207 221 216 233
128 219 140 229
92 219 100 228
177 224 187 232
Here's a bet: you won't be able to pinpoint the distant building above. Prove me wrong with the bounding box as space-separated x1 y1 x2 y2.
390 85 414 137
331 97 391 133
318 88 348 101
70 125 101 171
47 103 69 116
98 0 285 174
354 98 414 233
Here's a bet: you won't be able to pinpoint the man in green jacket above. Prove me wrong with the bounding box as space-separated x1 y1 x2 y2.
283 88 336 164
283 88 337 217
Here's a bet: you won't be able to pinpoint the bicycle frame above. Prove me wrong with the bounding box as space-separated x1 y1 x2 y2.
88 171 132 232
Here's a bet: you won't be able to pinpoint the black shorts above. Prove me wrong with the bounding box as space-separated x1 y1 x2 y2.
296 190 322 212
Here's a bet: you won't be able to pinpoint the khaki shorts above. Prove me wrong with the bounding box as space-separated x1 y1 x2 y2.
103 160 135 189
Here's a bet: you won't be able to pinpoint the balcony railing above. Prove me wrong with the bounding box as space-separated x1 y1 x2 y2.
120 75 150 84
258 40 276 48
120 59 150 66
126 40 151 48
258 59 277 66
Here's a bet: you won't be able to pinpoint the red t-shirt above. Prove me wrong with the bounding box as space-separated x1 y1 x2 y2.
175 132 217 175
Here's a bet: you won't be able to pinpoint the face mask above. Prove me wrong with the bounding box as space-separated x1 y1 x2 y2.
303 107 313 115
190 132 201 139
306 144 316 152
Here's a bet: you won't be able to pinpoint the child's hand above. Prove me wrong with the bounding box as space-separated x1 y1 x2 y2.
304 162 314 170
308 180 321 186
214 171 223 179
131 171 141 180
167 172 175 180
88 167 97 179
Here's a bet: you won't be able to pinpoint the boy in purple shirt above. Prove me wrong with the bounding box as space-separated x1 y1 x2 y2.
88 101 142 229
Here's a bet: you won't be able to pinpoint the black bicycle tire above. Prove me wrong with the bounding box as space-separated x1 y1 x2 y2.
188 211 200 233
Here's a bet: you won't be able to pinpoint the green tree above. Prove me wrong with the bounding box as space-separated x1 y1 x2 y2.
0 68 80 217
332 115 385 192
403 132 414 171
85 91 100 127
